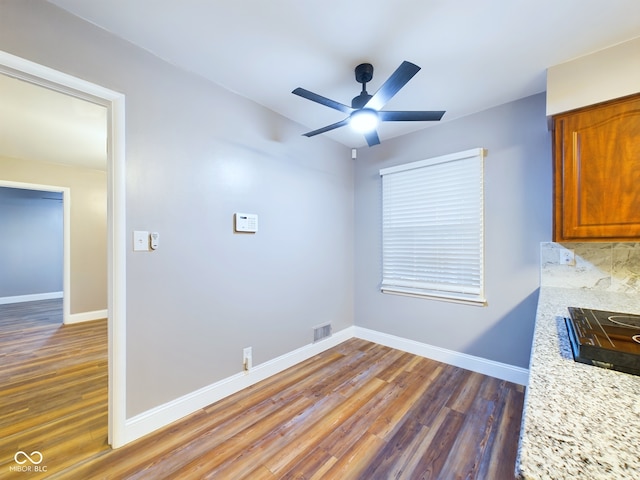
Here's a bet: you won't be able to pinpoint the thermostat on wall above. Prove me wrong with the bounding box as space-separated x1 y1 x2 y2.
234 213 258 233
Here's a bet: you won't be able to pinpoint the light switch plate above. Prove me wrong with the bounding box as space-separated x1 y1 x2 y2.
133 230 149 251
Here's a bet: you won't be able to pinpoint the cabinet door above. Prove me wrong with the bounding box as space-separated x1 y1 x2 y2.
554 94 640 241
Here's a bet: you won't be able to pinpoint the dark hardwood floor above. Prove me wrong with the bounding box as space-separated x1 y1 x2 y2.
0 300 525 479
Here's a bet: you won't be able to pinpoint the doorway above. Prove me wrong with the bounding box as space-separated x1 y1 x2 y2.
0 183 70 322
0 50 126 447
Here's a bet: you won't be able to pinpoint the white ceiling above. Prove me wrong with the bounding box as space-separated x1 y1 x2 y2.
2 1 640 165
47 0 640 148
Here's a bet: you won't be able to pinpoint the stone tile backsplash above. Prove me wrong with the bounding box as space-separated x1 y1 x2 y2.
540 242 640 293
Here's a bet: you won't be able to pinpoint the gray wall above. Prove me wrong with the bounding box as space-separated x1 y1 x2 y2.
1 156 107 314
0 0 354 417
354 93 552 368
0 187 63 297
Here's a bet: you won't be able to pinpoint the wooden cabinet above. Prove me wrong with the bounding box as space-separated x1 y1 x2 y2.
553 93 640 241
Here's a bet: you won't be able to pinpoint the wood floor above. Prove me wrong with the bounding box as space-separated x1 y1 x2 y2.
1 300 525 479
0 299 108 478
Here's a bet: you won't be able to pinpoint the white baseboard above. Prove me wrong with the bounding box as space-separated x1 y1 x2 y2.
0 291 63 305
120 325 528 447
354 326 529 386
121 326 356 445
66 309 108 324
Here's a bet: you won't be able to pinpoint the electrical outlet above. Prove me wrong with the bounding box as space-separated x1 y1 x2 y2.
243 347 252 371
560 249 575 266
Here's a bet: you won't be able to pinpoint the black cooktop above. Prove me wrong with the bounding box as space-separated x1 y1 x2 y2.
565 307 640 376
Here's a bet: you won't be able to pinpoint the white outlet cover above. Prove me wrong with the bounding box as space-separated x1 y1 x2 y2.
243 347 252 370
560 249 575 265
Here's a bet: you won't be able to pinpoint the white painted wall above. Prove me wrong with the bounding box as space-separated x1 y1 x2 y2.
546 36 640 116
354 93 552 369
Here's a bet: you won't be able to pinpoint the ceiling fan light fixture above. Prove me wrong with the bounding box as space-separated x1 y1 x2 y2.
350 108 378 133
293 61 445 147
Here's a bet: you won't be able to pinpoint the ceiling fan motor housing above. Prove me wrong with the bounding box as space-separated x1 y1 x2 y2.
352 63 374 109
352 93 372 109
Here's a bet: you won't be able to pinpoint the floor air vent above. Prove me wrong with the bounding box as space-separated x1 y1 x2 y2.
313 323 332 343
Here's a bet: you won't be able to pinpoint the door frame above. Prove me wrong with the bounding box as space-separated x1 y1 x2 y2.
0 50 127 447
0 181 71 322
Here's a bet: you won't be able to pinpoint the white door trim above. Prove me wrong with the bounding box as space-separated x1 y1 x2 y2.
0 50 128 447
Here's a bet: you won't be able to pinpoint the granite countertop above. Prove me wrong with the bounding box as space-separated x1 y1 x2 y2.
516 287 640 479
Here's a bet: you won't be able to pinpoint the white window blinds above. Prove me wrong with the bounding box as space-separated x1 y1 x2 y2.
380 148 486 305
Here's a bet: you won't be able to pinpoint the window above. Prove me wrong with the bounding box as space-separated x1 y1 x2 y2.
380 148 486 305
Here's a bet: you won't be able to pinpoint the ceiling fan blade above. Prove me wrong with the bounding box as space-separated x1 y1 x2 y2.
378 110 446 122
302 118 350 137
365 61 421 111
292 88 354 113
364 130 380 147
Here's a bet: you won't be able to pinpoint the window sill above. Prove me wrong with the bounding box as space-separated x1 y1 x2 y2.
381 287 487 307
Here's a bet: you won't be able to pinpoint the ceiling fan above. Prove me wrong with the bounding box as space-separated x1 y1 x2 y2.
292 61 445 147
